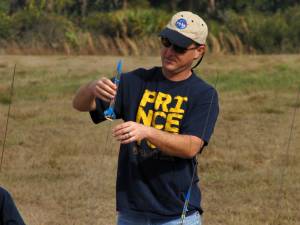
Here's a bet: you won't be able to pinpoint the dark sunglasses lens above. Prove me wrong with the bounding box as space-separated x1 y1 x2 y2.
161 38 171 48
161 37 187 54
172 45 187 54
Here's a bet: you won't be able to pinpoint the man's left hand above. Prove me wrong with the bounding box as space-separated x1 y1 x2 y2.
113 121 150 144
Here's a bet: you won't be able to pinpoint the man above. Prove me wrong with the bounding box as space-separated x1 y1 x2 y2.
73 11 219 225
0 187 26 225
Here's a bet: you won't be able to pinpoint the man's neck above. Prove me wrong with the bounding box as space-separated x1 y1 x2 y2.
162 68 193 82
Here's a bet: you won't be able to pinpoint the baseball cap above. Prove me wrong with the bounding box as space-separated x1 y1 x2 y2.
160 11 208 48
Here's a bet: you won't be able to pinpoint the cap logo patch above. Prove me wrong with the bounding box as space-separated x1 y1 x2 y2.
175 18 187 30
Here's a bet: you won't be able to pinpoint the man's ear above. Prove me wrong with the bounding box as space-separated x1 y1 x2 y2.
194 45 205 59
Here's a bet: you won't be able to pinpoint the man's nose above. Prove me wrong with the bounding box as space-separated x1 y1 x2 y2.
163 46 175 57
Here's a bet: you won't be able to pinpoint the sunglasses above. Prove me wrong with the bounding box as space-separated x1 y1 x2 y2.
160 37 199 54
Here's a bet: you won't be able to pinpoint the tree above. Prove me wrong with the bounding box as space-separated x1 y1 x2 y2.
9 0 27 14
79 0 87 17
208 0 216 13
123 0 128 9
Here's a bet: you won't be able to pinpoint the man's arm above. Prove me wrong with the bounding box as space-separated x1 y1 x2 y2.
73 78 117 112
72 82 96 111
113 121 204 159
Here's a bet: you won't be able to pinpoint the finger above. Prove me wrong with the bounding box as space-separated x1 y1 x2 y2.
102 78 117 90
93 92 111 102
116 132 131 141
99 83 116 96
99 97 111 103
121 136 135 144
113 127 131 137
113 122 131 133
95 87 115 101
91 79 116 98
94 94 112 103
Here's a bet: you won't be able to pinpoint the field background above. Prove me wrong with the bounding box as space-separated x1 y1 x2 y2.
0 54 300 225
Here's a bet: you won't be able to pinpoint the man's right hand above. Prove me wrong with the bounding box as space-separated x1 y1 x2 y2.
73 77 117 112
88 78 117 103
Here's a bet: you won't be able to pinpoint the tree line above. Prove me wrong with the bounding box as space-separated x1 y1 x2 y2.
6 0 300 16
1 0 300 54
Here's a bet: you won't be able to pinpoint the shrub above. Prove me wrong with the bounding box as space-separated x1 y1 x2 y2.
1 5 300 54
0 12 13 39
225 10 289 53
82 9 169 37
0 0 9 14
284 6 300 52
11 8 77 47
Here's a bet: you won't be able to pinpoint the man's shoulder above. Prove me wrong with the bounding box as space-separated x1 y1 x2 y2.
190 73 217 95
122 67 160 82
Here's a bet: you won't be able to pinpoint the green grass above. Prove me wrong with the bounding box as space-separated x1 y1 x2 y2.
0 55 299 225
0 94 11 104
202 63 300 92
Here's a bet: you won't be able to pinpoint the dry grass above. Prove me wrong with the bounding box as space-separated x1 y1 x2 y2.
0 54 300 225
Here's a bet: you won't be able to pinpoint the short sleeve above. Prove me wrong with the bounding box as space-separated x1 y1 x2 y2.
89 98 108 124
180 88 219 145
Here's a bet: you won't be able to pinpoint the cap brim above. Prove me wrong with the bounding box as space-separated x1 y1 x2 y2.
159 28 194 48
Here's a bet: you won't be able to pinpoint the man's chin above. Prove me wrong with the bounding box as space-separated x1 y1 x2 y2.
162 66 180 77
163 65 175 73
163 61 176 71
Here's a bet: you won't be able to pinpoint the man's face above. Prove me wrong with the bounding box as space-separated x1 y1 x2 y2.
160 37 204 76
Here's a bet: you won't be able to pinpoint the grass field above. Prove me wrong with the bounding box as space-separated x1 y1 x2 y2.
0 54 300 225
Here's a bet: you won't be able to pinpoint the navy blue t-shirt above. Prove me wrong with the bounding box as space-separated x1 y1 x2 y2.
90 67 219 219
